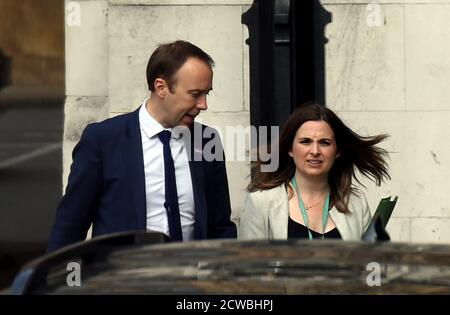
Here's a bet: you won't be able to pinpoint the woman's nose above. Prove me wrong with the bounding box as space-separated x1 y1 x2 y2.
310 142 320 155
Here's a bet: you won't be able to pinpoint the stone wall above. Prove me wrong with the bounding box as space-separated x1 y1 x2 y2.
322 0 450 243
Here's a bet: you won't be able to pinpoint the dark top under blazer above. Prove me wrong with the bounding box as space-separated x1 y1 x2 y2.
47 107 237 251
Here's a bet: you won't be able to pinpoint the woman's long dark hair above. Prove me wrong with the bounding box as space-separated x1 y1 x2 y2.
248 102 391 214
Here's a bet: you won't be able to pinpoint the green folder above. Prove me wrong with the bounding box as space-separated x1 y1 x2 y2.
372 196 398 228
362 196 398 241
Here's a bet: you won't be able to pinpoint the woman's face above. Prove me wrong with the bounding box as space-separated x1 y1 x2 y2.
289 120 339 180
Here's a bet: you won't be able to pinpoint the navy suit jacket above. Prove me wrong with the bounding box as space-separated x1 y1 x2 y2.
48 107 236 251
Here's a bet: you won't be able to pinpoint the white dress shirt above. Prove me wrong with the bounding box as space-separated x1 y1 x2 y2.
139 100 195 240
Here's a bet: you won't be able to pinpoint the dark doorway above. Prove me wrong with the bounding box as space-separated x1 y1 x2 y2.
242 0 332 131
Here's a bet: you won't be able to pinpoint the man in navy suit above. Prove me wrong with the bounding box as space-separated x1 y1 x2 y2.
47 40 237 252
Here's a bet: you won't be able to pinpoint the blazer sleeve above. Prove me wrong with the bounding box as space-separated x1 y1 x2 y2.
238 191 268 240
47 124 102 252
207 143 237 239
361 192 372 234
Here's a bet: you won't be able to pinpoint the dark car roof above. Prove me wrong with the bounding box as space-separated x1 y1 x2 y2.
10 232 450 294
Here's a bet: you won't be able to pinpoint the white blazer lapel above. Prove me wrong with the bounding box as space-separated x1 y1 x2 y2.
267 186 290 239
330 209 354 240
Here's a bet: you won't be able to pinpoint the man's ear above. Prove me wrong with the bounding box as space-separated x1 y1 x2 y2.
154 78 168 98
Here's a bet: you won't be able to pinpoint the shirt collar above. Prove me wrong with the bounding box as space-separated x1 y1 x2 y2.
139 98 183 140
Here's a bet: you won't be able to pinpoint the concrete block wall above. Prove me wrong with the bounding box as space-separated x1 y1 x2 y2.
63 0 252 223
322 0 450 243
64 0 110 188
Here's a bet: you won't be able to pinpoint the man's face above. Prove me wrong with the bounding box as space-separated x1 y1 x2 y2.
162 57 213 127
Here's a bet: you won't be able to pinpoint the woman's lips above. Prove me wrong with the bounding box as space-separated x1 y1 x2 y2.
307 159 323 166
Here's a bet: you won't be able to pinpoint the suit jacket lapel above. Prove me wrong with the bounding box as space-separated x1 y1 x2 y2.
268 186 289 239
187 122 207 239
123 116 208 236
125 108 147 230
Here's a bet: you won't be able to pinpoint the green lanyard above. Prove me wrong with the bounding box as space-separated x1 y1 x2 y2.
291 176 330 240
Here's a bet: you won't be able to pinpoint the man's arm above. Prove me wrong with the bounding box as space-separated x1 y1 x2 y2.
47 124 102 252
207 152 237 239
200 126 236 239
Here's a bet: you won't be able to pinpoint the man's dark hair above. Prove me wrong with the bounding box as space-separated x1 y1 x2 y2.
146 40 214 92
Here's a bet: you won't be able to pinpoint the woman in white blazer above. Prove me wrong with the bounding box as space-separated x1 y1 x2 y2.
239 102 391 241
